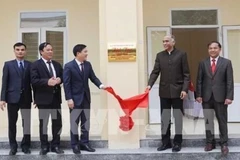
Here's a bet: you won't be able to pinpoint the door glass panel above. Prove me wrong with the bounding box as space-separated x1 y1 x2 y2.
227 29 240 83
46 31 64 65
150 30 166 84
22 32 39 62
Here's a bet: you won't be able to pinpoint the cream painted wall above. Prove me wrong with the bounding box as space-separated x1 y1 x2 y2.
0 0 103 139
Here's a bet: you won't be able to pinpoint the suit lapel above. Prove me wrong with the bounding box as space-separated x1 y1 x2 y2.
24 61 28 70
52 61 58 77
205 57 213 77
73 60 83 79
83 62 88 79
39 59 51 78
13 60 21 77
22 60 28 78
213 57 223 77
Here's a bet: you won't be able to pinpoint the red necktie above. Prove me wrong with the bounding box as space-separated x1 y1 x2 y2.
211 59 216 73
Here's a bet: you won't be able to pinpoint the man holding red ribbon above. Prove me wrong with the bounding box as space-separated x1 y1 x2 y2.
147 35 190 152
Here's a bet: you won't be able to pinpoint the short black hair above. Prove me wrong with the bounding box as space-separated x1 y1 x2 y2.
207 41 222 48
73 44 86 56
39 42 51 51
13 42 26 49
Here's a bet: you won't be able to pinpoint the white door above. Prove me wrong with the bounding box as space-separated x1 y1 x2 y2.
147 27 171 123
19 28 67 65
222 26 240 122
41 28 67 65
19 28 41 62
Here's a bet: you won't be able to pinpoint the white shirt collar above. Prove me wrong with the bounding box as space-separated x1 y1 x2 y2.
75 59 84 65
210 56 219 62
42 57 51 63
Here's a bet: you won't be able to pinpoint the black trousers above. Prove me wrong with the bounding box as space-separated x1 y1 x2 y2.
202 95 228 145
7 93 31 149
70 97 90 148
160 97 183 145
38 94 62 149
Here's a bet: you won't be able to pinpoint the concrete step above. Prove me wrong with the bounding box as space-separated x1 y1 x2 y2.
0 137 239 149
141 138 240 148
0 139 108 149
0 147 239 160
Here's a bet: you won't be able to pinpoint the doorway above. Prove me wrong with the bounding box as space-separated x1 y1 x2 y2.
146 27 218 123
172 28 218 88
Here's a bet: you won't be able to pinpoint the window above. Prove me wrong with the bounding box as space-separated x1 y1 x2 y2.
171 10 218 26
20 12 66 28
19 12 67 65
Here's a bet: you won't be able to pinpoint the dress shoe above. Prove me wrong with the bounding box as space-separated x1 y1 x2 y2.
39 148 49 155
221 145 229 156
172 144 181 152
51 147 64 154
22 147 31 154
157 143 172 151
72 145 81 154
80 143 96 152
204 143 216 151
9 148 17 155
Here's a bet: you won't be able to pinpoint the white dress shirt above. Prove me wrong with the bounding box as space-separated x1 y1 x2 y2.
75 59 104 89
210 56 219 65
75 59 84 71
16 59 24 68
42 57 56 78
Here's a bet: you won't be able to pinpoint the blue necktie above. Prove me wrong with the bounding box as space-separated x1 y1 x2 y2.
19 62 25 89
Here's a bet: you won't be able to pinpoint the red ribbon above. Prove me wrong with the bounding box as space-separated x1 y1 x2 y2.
104 87 149 131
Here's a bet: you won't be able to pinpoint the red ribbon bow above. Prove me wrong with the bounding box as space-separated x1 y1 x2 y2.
104 87 149 131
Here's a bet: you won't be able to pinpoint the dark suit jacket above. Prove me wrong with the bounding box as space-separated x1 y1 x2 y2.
31 59 63 105
196 56 234 102
0 60 32 104
63 60 102 108
148 48 190 98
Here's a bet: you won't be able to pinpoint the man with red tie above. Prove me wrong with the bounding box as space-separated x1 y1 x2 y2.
196 41 234 155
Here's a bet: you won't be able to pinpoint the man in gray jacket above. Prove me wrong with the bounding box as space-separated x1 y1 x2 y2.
196 41 234 156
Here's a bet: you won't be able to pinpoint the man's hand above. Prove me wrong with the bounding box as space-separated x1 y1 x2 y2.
180 91 187 99
145 85 151 92
99 84 108 90
196 97 202 103
0 101 6 111
48 77 58 86
67 99 74 109
55 77 61 84
224 99 232 105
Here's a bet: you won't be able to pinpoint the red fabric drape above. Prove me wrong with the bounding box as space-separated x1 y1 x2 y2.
104 87 149 131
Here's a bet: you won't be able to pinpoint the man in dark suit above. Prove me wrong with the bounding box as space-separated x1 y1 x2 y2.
31 42 64 155
196 41 234 155
147 35 190 152
0 42 32 155
63 44 106 154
